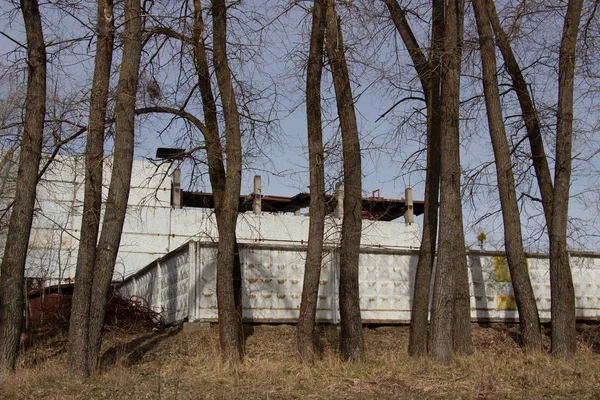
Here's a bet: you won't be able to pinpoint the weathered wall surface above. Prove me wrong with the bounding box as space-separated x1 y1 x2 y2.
120 240 600 324
0 154 420 282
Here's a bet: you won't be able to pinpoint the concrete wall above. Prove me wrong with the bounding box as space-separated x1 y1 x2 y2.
119 240 600 324
0 154 421 282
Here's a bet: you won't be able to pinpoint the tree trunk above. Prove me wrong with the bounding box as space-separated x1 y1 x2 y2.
86 0 142 371
430 0 471 362
68 0 114 379
550 0 583 358
212 0 244 362
0 0 46 372
384 0 444 357
486 0 554 230
472 0 542 352
324 0 364 362
297 0 327 364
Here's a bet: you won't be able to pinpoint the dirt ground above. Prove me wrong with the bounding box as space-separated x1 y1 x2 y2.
2 323 600 399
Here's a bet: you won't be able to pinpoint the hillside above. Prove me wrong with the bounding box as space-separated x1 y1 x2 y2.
2 323 600 399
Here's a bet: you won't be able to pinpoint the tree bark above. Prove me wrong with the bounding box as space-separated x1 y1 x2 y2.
297 0 327 364
430 0 472 362
0 0 46 373
86 0 142 371
384 0 444 357
472 0 542 352
550 0 583 358
212 0 244 362
324 0 364 362
68 0 114 379
486 0 554 230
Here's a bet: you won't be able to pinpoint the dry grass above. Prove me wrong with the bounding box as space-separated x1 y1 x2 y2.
2 324 600 399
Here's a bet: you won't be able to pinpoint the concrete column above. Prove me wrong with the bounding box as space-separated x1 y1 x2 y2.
335 182 344 219
172 167 182 209
253 175 262 215
404 187 414 225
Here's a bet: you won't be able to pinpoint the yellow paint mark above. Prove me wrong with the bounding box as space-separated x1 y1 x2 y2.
496 295 517 310
494 256 511 282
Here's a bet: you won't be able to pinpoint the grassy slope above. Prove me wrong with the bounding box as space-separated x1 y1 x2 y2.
1 324 600 399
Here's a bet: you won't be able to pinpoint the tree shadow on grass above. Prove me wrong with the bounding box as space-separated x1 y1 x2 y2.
99 325 182 371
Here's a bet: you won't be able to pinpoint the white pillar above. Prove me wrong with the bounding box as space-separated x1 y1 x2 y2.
404 187 414 225
335 182 344 219
172 167 182 209
253 175 262 215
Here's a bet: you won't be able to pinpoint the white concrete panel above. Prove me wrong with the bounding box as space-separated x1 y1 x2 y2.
170 208 218 239
25 248 77 279
39 154 82 183
119 232 170 254
37 180 79 203
128 187 171 207
122 206 171 235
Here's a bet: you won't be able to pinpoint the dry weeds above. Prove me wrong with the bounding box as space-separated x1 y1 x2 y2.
1 324 600 399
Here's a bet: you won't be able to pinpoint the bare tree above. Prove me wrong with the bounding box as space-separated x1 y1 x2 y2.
0 0 46 372
429 0 472 362
487 0 583 356
472 0 542 352
68 0 114 378
135 0 264 361
383 0 444 357
324 0 364 362
85 0 143 371
212 0 245 362
297 0 327 363
550 0 584 357
486 0 554 230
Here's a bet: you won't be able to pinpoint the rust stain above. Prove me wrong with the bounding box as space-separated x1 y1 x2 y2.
496 295 517 310
494 256 511 282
